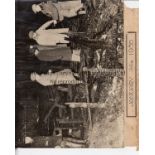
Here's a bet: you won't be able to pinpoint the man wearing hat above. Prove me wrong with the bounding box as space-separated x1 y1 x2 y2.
28 20 69 46
32 0 86 22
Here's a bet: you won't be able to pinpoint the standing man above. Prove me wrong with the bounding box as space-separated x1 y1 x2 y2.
28 20 69 46
29 44 81 62
32 0 86 23
30 69 82 86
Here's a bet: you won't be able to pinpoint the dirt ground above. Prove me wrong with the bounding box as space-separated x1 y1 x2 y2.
88 76 124 148
72 0 124 147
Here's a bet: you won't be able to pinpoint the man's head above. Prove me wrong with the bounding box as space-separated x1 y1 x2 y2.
32 4 41 14
34 49 39 56
28 31 36 40
29 45 34 50
29 45 35 54
29 45 39 56
30 72 37 81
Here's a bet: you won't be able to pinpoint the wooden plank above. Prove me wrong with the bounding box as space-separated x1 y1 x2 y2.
84 70 92 128
65 102 106 108
61 140 86 148
63 137 87 144
56 119 83 124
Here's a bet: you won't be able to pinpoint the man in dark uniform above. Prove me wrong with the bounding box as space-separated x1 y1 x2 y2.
29 44 81 62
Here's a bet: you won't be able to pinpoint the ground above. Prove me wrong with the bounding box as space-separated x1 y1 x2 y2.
88 76 124 147
70 0 124 147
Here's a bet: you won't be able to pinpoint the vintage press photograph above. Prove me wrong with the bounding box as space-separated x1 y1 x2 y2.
16 0 124 148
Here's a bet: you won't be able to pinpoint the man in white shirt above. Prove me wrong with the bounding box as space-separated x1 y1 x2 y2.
30 69 82 86
28 20 69 46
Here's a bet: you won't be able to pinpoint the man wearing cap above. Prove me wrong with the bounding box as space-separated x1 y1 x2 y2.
30 69 82 86
29 20 69 46
32 0 86 22
29 44 81 62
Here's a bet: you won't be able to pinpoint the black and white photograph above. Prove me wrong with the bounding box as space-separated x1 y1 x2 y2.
15 0 126 148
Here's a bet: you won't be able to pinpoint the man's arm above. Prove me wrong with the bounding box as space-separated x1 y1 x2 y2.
37 20 57 31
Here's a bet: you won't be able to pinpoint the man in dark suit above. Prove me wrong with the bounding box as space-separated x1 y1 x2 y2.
29 44 81 62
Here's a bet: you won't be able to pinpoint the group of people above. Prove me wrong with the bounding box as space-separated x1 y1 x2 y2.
29 0 88 86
